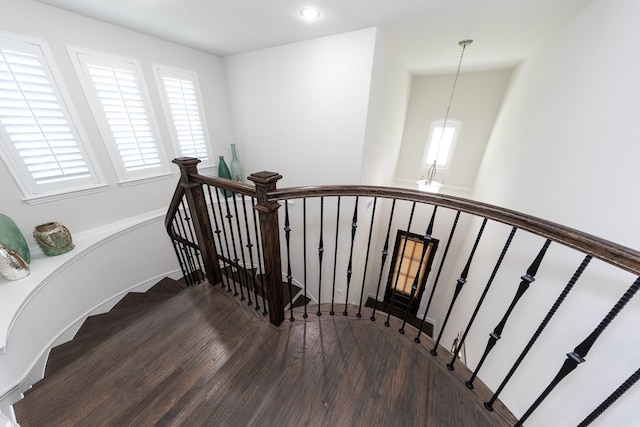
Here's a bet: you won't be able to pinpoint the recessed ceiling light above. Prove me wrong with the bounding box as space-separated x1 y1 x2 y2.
299 8 321 20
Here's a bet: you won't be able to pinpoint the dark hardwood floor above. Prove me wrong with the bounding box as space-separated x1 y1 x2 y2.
15 282 516 426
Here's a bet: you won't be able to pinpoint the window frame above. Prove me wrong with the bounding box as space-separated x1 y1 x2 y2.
67 45 171 185
0 32 106 203
421 118 462 172
152 64 213 167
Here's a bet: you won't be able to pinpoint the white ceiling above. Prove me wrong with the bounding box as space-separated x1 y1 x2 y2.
34 0 594 74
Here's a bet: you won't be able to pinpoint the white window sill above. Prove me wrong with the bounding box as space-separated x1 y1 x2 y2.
118 172 174 188
23 184 110 205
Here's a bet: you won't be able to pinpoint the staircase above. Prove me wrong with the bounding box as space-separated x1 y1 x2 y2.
220 266 310 312
26 276 189 394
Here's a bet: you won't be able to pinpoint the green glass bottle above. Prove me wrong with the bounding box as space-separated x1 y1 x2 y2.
217 156 233 197
229 144 245 184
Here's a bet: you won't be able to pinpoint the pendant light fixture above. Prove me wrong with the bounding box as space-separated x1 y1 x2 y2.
418 39 472 193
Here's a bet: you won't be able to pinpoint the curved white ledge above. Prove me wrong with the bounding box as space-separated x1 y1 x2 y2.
0 208 169 352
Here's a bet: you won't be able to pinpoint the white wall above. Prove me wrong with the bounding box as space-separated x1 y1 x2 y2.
0 2 234 423
394 69 512 196
359 29 411 186
0 0 235 241
467 0 640 424
224 28 377 187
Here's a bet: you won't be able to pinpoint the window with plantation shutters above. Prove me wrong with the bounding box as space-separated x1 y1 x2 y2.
0 35 101 200
69 47 170 183
154 66 211 164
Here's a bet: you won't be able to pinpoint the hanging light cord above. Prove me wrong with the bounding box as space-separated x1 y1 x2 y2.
425 39 472 184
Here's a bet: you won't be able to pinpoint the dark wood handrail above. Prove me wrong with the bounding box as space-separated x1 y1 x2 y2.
189 172 258 197
268 185 640 276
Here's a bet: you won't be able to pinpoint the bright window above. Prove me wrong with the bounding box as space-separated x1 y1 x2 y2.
154 65 211 164
421 118 462 171
68 47 169 183
0 34 102 200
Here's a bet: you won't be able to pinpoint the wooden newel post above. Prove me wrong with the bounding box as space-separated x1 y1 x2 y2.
248 171 285 326
173 157 222 285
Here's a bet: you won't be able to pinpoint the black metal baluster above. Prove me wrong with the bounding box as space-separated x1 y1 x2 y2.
371 199 396 322
183 203 206 282
215 188 236 294
400 206 437 335
177 202 199 283
250 197 268 315
466 239 551 389
207 186 227 289
303 198 308 319
447 227 517 371
284 201 294 321
330 196 341 316
241 195 258 306
415 211 461 343
171 238 189 286
485 255 592 411
385 202 417 328
357 197 377 318
515 276 640 426
431 217 487 355
577 366 640 427
317 197 324 316
176 202 196 278
223 193 242 298
232 194 249 303
343 196 359 316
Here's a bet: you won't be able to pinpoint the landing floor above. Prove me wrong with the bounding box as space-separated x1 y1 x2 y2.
15 283 516 426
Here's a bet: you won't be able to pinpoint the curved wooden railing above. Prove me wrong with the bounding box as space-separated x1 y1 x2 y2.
166 157 640 426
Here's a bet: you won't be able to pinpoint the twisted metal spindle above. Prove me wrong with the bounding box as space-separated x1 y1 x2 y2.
330 196 341 315
515 276 640 426
400 206 437 335
250 196 268 315
317 197 324 316
241 195 259 306
207 186 227 289
303 198 308 319
467 239 551 389
431 218 487 356
415 210 461 343
222 194 241 297
577 366 640 427
447 227 517 371
371 199 397 322
215 189 236 294
284 201 294 321
485 255 592 411
344 196 359 316
231 194 249 302
357 197 377 318
385 202 417 327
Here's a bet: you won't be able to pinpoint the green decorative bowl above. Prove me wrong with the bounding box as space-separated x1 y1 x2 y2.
33 222 74 256
0 213 30 264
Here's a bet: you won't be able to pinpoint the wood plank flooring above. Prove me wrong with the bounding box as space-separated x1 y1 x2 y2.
15 283 516 426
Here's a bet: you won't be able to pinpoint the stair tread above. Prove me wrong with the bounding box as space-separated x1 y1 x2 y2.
38 277 188 382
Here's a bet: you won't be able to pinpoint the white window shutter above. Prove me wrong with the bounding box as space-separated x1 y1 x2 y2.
69 48 169 182
0 36 100 199
154 66 211 163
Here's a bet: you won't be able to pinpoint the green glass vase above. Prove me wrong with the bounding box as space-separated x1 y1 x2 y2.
0 213 30 264
217 156 233 197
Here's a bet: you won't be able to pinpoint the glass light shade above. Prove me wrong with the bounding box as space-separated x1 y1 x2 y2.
417 179 443 193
